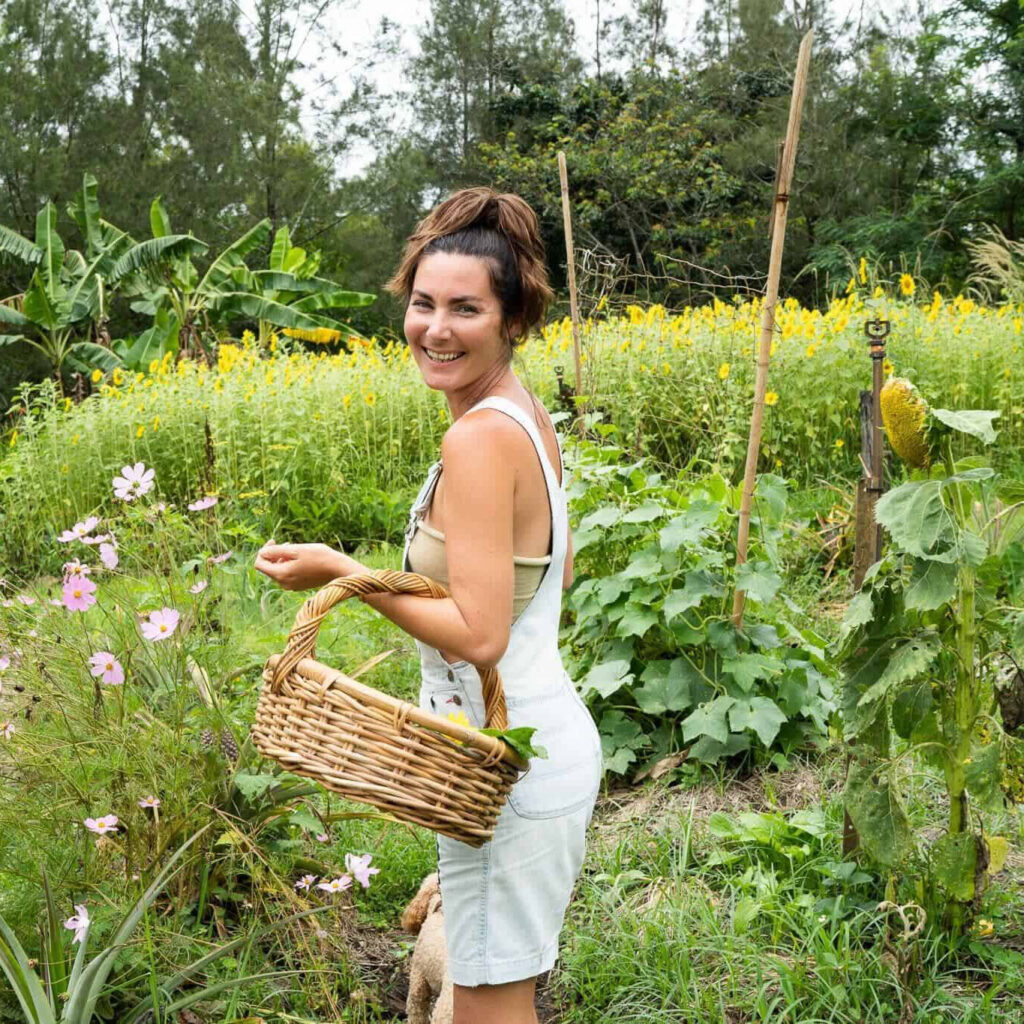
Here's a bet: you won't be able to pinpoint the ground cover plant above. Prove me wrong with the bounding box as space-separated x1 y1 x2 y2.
0 296 1022 1021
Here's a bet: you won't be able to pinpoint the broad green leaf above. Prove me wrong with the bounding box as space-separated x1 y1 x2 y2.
199 219 272 291
892 680 933 739
68 172 102 255
932 408 1000 445
633 658 702 713
270 225 291 271
876 480 958 562
841 589 875 631
621 502 667 523
69 341 121 372
735 560 782 603
34 202 64 293
150 196 172 237
857 633 941 708
232 772 280 802
729 696 787 746
599 709 645 773
209 292 332 330
0 223 42 266
582 659 634 698
579 506 621 530
682 695 736 745
722 653 781 693
616 605 659 638
844 759 912 867
930 833 977 900
0 303 31 327
964 741 1002 811
688 731 750 764
707 620 740 657
290 288 377 312
110 235 209 283
904 558 957 611
663 569 725 621
658 500 721 551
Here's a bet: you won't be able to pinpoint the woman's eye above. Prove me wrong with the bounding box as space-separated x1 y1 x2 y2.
411 300 430 309
459 306 477 314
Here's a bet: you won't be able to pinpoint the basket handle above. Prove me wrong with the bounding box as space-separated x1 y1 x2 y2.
270 570 508 731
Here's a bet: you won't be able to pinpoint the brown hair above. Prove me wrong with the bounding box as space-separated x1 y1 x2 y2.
385 186 554 355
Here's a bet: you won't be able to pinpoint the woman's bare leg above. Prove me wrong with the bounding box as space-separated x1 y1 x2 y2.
453 977 539 1024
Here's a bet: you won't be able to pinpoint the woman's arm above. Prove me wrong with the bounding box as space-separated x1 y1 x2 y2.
355 412 516 668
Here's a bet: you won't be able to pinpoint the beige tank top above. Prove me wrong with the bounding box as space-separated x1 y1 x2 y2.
406 518 550 623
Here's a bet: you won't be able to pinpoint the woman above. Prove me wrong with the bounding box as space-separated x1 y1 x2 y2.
254 186 603 1024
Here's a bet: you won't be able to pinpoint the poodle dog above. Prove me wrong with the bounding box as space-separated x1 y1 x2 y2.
401 872 453 1024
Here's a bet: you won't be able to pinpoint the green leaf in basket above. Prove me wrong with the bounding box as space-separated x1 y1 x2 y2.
478 726 548 762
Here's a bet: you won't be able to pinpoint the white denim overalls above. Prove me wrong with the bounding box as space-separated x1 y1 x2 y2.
401 394 603 986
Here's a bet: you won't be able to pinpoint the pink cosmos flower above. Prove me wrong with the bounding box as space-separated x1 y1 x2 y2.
344 852 381 889
0 656 9 671
138 795 161 809
84 815 119 835
1 721 13 740
294 874 317 891
62 574 97 612
16 594 35 606
64 904 90 944
99 543 118 570
317 876 352 893
49 598 63 607
113 462 155 501
1 600 13 608
57 517 101 543
188 496 218 511
62 560 92 581
81 533 111 546
141 607 180 641
89 651 125 686
208 551 233 565
315 832 330 843
189 580 208 594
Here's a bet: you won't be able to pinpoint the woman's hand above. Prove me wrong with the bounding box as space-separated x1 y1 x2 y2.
254 541 356 591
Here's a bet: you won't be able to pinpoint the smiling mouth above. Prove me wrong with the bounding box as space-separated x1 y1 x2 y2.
424 348 466 363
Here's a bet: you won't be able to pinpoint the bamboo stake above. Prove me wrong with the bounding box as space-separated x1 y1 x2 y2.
557 150 585 436
732 30 814 628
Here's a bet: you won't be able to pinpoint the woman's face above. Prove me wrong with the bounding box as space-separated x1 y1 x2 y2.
405 252 510 395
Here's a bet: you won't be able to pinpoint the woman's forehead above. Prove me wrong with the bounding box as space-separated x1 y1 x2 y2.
412 252 495 299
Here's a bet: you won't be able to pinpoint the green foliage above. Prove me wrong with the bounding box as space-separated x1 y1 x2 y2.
561 428 836 779
834 389 1024 931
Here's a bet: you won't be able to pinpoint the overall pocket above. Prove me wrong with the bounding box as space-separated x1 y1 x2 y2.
503 681 602 820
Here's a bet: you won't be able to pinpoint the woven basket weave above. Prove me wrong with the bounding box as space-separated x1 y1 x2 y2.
252 570 525 847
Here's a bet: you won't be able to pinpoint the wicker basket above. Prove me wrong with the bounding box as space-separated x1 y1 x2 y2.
252 569 526 847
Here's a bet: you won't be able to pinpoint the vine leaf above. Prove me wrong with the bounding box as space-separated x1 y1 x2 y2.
681 696 736 745
728 697 787 746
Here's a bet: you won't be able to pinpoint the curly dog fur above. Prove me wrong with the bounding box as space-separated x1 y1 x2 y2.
401 873 453 1024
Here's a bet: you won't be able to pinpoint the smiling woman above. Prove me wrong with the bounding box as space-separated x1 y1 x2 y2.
254 186 601 1024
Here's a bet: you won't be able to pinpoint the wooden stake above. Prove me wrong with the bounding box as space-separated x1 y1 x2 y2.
557 150 585 436
732 30 814 628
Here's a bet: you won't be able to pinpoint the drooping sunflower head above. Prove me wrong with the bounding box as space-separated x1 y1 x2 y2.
880 377 932 469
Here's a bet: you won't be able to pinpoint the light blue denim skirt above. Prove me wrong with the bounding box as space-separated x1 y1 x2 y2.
419 661 603 987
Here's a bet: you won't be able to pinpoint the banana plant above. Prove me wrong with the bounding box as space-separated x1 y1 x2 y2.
114 200 372 362
245 224 376 347
0 175 138 381
0 824 330 1023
